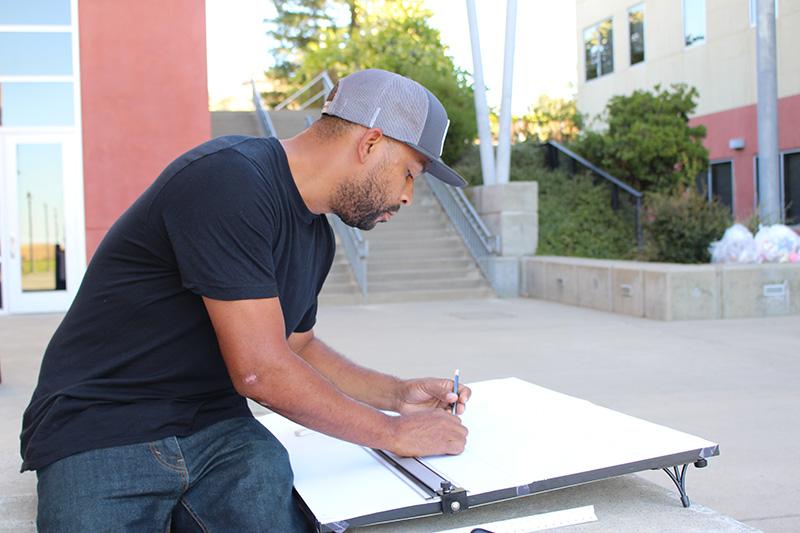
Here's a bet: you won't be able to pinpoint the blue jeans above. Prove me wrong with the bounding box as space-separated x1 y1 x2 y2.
36 417 312 532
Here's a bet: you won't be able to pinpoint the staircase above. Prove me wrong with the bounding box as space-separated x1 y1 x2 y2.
210 111 261 137
344 177 493 304
269 109 316 138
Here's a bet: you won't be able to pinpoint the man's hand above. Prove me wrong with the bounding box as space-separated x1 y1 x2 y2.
388 410 468 457
395 378 472 416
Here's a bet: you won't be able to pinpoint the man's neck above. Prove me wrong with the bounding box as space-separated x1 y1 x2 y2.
279 133 342 215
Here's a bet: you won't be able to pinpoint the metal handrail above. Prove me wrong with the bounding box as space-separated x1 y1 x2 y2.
274 71 334 111
251 78 277 137
327 215 368 298
544 140 643 248
425 174 499 281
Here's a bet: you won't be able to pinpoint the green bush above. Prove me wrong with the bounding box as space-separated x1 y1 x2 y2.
572 84 708 194
642 188 732 263
453 143 636 259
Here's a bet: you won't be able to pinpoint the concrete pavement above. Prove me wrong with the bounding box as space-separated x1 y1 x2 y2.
1 298 797 531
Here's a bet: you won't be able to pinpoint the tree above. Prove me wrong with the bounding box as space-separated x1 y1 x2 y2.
574 84 708 194
514 96 583 144
267 0 476 163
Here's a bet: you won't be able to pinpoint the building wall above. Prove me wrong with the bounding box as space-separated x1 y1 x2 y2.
576 0 800 120
79 0 211 258
576 0 800 220
691 93 800 218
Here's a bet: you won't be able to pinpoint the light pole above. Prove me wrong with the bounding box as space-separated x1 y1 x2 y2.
756 0 781 223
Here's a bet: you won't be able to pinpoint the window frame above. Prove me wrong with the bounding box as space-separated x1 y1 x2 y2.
583 16 615 82
682 0 706 49
708 159 735 215
753 149 800 224
628 3 646 66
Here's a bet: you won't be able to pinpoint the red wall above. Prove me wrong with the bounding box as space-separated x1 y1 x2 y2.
690 94 800 220
79 0 211 258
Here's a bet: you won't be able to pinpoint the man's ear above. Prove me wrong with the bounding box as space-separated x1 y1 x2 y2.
357 128 384 163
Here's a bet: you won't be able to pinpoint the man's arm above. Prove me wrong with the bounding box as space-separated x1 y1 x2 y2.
204 296 467 457
289 330 471 415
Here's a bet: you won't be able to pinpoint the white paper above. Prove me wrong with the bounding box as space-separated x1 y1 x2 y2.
257 414 428 525
421 378 717 495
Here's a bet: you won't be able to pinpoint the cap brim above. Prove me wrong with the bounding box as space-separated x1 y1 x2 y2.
403 142 468 187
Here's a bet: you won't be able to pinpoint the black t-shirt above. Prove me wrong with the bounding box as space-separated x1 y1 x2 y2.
20 136 335 471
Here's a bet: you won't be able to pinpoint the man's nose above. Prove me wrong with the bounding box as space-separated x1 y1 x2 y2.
401 179 414 206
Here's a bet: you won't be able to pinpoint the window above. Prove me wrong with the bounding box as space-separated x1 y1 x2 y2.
709 161 733 213
784 152 800 224
584 18 614 80
629 4 645 65
0 33 73 76
0 82 74 126
0 0 71 25
749 0 778 28
684 0 706 47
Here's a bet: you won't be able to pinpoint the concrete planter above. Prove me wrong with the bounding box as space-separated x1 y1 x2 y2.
521 256 800 320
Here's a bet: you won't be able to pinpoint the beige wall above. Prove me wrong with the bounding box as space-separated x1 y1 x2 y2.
576 0 800 121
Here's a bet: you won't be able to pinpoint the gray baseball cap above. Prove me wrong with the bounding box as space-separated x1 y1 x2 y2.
321 69 467 187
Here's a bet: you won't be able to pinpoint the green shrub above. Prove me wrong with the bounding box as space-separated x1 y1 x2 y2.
454 143 636 259
642 188 732 263
572 84 708 195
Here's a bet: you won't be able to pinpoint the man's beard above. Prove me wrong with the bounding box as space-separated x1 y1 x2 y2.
331 161 401 230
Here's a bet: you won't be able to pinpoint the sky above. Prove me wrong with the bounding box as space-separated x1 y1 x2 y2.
205 0 577 115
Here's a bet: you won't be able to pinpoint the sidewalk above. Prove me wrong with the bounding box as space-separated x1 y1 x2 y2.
2 298 797 531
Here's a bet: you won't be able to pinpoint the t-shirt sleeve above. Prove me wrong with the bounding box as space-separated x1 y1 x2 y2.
294 301 317 333
157 150 280 300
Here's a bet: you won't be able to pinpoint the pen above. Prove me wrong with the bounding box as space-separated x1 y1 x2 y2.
451 368 460 415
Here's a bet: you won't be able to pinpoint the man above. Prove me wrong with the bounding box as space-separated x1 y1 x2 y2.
20 69 472 531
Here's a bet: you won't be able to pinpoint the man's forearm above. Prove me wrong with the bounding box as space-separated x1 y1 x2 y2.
295 337 402 411
238 343 399 450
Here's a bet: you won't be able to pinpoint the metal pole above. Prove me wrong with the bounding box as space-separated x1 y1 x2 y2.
756 0 781 223
44 203 50 269
495 0 517 185
466 0 496 186
27 192 34 274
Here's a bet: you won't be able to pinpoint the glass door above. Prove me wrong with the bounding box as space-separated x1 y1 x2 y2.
1 133 84 313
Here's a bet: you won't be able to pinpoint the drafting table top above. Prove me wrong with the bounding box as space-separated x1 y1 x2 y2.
257 377 719 531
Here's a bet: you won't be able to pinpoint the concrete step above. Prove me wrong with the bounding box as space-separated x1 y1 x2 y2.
367 238 464 253
368 267 482 283
364 286 495 304
210 111 261 137
318 292 364 306
269 110 316 138
367 227 462 241
325 269 355 284
368 248 471 262
367 256 476 271
368 277 487 293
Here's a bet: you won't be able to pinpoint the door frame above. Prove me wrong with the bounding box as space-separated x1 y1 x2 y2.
1 131 86 313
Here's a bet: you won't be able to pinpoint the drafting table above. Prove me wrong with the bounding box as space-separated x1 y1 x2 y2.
257 378 719 532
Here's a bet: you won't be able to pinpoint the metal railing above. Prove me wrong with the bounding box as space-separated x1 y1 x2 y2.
251 78 277 137
327 215 369 298
543 140 643 248
425 174 499 280
274 71 334 111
